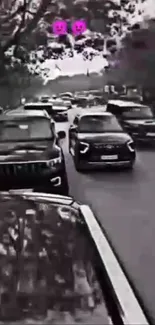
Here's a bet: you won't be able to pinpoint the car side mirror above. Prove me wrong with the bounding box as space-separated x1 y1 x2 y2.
57 130 66 139
70 125 77 131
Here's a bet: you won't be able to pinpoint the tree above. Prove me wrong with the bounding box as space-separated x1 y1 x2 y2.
0 0 53 106
115 19 155 86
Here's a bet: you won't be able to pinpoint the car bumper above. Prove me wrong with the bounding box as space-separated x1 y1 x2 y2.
0 170 69 195
80 160 134 169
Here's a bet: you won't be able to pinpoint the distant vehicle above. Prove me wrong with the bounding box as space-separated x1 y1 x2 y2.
40 95 51 103
0 190 150 325
107 100 155 143
69 111 136 171
60 92 73 98
24 102 53 117
59 97 72 109
51 99 68 121
0 109 69 194
76 95 106 108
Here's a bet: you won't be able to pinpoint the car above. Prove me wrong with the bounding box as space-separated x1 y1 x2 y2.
59 96 72 109
24 102 53 118
51 99 68 121
60 92 73 98
0 109 69 195
69 111 136 171
107 100 155 143
40 95 51 103
0 190 150 325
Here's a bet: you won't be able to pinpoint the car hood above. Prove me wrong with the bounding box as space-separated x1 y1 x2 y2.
125 119 155 126
77 132 131 143
0 140 60 162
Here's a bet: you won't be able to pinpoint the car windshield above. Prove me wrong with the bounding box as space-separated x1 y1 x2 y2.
79 115 123 132
0 118 52 141
122 106 153 119
0 195 111 324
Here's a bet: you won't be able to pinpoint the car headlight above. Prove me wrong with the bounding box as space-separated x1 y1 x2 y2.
79 142 89 153
127 140 135 152
47 153 62 168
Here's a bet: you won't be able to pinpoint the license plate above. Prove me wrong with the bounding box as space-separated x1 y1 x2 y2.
146 132 155 136
101 155 118 160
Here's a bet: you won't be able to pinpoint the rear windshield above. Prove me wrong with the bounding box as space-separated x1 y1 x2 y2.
121 106 153 119
0 196 111 324
24 105 52 113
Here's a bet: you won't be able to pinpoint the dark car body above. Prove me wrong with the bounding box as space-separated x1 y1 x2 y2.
69 111 136 171
24 102 68 122
0 110 69 195
0 190 150 325
24 102 53 118
50 100 68 121
107 100 155 143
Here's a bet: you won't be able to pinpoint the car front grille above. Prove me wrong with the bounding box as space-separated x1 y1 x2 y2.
93 143 123 149
92 143 126 154
0 162 48 177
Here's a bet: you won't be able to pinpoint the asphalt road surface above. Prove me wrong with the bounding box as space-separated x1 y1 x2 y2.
56 106 155 322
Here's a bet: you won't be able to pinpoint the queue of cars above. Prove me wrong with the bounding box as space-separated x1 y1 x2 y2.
0 92 152 324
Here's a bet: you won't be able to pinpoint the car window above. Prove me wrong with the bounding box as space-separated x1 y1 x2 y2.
78 115 123 133
0 118 53 141
0 196 111 324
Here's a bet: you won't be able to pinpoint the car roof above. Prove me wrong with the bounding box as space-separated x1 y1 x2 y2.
3 109 50 120
108 100 148 108
25 102 52 107
77 111 113 118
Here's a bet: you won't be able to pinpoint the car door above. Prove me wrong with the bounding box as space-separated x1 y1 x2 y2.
69 116 79 155
107 103 123 124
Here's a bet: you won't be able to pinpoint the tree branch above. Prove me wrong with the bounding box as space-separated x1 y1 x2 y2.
2 0 52 53
3 0 28 53
1 5 24 25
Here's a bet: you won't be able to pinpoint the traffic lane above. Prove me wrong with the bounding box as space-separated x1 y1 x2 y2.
61 131 155 321
56 109 155 319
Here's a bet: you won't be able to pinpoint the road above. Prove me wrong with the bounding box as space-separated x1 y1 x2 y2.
56 107 155 322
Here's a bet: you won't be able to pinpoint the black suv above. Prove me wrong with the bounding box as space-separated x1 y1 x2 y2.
69 111 136 171
0 109 69 194
107 100 155 143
